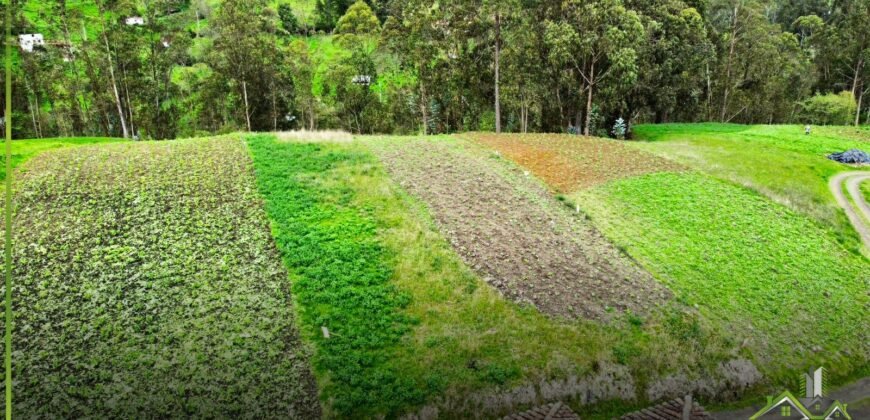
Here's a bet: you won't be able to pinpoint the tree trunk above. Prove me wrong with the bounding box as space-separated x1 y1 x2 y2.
494 12 501 134
28 98 41 138
420 77 428 135
97 4 129 139
271 83 278 131
121 64 135 138
857 85 865 127
105 49 128 138
851 59 864 97
584 61 595 137
59 9 88 132
23 74 43 138
521 99 528 133
720 4 739 123
242 80 252 132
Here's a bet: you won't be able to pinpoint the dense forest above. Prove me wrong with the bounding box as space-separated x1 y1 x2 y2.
3 0 869 139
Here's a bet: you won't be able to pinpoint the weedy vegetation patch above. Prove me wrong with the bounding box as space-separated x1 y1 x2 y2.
2 137 319 418
246 134 421 416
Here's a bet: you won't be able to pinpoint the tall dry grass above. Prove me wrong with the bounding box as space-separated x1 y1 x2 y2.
275 130 354 143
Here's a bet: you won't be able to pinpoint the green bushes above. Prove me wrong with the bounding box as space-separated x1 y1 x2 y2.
245 135 421 416
800 91 857 125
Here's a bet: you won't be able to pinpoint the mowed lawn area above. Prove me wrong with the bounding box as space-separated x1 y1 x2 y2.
631 123 870 252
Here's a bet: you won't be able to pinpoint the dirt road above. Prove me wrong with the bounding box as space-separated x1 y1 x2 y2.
829 171 870 252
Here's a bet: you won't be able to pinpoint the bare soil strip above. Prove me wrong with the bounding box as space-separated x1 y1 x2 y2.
829 171 870 252
468 133 683 192
371 138 670 320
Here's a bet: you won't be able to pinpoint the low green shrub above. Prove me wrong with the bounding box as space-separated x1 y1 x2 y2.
800 91 857 125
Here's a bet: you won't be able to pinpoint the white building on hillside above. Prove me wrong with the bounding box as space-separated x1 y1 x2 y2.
125 16 145 26
19 34 45 53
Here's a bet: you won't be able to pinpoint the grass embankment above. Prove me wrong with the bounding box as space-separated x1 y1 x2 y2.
632 123 870 252
246 134 733 418
573 172 869 385
3 137 319 417
0 137 122 181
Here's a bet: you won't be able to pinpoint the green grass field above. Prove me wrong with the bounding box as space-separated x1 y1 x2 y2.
574 172 868 384
0 137 122 181
632 124 870 253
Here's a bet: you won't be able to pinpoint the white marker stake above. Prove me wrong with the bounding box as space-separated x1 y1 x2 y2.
321 326 330 339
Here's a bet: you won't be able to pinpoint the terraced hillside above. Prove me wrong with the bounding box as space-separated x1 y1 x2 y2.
1 128 867 418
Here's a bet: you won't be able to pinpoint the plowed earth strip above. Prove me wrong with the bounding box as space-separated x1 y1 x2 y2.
469 133 684 192
371 139 670 320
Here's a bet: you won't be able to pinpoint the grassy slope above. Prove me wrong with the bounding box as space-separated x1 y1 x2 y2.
1 137 123 181
632 123 870 253
3 137 318 417
246 134 736 418
573 172 869 385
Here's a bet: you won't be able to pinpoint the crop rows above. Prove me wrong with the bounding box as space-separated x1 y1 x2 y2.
2 137 319 417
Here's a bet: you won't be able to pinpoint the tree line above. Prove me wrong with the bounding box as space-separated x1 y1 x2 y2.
4 0 870 140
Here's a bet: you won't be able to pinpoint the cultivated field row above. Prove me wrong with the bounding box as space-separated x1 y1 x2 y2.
1 127 867 418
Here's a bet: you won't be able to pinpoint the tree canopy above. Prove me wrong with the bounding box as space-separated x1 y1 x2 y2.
5 0 870 139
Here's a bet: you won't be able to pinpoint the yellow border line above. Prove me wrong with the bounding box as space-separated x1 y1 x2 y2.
5 0 13 416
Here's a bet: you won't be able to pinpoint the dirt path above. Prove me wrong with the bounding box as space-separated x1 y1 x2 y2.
829 171 870 252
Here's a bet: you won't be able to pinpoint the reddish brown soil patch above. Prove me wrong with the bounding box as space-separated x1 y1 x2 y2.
469 133 683 192
371 139 670 320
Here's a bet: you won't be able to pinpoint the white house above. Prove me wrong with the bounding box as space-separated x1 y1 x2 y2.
125 16 145 26
19 34 45 53
352 75 372 85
